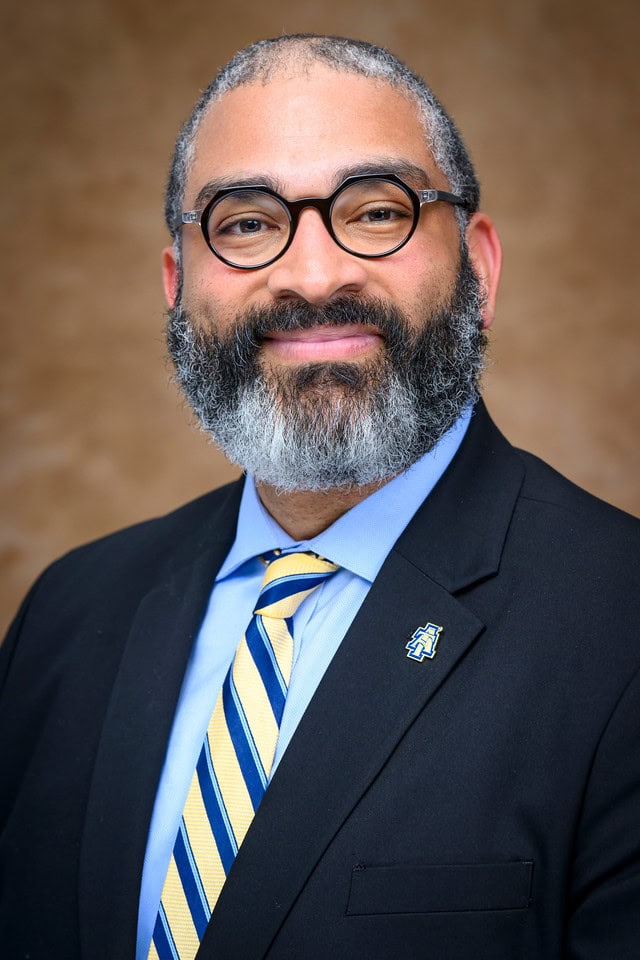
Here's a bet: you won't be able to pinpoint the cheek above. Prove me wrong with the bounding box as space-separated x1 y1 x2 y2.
183 253 271 313
371 249 458 315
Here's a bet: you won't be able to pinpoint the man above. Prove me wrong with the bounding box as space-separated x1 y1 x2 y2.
0 34 638 960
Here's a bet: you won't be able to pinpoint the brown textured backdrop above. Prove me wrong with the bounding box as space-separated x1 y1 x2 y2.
1 0 638 634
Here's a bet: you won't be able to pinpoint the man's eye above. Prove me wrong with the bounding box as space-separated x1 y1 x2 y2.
352 204 411 224
235 219 263 234
363 207 394 222
217 216 270 235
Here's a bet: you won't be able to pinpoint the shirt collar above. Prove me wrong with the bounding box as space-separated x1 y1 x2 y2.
217 406 472 584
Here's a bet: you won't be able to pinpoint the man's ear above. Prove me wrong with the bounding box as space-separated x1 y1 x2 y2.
162 245 180 309
465 213 502 329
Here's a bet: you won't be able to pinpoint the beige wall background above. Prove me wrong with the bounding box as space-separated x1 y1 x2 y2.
1 0 638 634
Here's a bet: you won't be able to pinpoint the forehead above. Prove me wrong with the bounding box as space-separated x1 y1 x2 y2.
186 64 441 203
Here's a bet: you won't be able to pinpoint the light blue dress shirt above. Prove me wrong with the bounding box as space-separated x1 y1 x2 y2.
136 407 471 958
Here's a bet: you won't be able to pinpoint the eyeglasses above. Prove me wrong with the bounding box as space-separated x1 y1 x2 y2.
181 173 467 270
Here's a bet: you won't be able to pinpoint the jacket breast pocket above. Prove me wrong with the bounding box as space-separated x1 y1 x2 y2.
346 860 534 915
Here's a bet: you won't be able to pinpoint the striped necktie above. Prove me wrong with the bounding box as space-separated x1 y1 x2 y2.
150 550 339 960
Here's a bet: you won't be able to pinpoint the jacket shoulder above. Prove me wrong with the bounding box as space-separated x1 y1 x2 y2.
49 478 243 573
515 446 639 540
1 479 244 666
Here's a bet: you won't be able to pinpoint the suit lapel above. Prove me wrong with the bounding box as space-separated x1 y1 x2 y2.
199 403 526 958
395 401 525 592
78 481 243 960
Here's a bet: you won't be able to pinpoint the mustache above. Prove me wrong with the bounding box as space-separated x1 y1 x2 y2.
231 295 409 341
170 296 417 372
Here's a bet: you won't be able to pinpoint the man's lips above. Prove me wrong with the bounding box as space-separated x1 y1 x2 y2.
262 324 383 362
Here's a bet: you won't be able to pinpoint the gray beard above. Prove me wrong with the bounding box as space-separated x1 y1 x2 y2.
166 247 487 491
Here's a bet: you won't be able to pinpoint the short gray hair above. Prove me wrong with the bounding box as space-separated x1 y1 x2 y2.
164 34 480 242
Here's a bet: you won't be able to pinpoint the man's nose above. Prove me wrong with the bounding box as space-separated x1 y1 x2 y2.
265 208 369 303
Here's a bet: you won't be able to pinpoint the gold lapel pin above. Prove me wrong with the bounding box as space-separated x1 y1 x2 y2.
406 623 443 661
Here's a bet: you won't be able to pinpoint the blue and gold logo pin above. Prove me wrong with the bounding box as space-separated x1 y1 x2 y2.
406 623 443 661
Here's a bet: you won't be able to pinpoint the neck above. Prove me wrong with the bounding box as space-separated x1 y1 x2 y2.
255 478 392 540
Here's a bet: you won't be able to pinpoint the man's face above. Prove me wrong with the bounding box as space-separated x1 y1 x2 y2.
163 65 499 491
168 64 465 358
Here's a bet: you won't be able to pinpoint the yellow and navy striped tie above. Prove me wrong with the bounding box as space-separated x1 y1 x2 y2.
150 550 338 960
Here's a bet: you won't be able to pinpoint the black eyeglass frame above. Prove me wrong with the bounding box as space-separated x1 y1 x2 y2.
181 173 468 270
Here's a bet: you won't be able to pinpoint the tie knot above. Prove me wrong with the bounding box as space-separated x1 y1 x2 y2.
255 550 339 619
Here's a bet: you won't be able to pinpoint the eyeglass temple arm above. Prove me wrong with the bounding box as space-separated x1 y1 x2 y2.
418 189 467 208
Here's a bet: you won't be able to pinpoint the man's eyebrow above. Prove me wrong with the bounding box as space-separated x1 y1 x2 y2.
191 174 284 209
189 159 435 209
331 159 436 191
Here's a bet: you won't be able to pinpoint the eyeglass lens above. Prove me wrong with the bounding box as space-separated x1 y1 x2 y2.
205 179 416 267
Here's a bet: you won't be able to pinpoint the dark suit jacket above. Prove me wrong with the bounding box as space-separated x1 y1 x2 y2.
1 402 639 960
